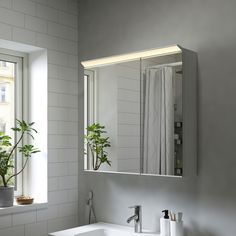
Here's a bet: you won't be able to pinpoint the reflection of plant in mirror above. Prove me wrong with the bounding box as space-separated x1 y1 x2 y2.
84 123 111 170
0 120 40 187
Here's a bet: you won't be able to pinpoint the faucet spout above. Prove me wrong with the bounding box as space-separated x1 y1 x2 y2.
127 214 138 223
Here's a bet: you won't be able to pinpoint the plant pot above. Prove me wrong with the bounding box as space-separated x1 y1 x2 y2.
0 186 14 207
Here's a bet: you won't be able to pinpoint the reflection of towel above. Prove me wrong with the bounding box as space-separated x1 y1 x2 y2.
143 67 174 175
85 191 97 224
85 204 96 224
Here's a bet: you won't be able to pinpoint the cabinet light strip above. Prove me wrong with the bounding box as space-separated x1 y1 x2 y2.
81 45 182 69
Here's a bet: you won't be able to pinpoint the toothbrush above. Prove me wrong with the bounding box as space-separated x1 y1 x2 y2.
170 211 176 221
177 212 183 222
173 212 176 221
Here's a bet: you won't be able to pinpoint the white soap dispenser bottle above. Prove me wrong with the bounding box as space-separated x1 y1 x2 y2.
160 210 170 236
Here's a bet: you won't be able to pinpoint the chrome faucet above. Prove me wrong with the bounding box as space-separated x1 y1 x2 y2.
127 205 142 233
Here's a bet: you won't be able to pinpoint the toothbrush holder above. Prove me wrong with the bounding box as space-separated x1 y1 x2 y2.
170 221 183 236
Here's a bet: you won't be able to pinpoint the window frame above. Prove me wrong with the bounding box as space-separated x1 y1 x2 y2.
0 49 28 196
84 69 97 170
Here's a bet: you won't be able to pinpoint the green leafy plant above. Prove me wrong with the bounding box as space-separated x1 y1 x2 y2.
0 120 40 187
84 123 111 170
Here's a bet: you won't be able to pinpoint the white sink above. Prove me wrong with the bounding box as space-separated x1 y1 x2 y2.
75 228 134 236
49 222 160 236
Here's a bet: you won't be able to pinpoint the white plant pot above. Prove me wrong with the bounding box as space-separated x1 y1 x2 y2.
0 186 14 207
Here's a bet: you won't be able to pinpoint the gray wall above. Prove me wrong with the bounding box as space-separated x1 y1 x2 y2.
0 1 79 235
77 0 236 235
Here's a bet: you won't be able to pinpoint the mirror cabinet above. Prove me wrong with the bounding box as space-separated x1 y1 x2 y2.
82 45 197 177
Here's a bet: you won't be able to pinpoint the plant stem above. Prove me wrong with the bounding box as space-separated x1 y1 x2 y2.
96 161 102 170
1 175 7 187
6 132 24 165
95 143 98 170
88 143 95 170
6 157 29 186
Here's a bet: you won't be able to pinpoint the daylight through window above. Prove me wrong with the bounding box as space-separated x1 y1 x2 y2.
0 53 23 194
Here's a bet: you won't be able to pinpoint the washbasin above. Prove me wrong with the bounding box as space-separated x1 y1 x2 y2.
49 222 160 236
75 228 134 236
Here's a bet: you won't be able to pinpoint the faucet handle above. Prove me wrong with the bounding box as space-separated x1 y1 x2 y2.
129 205 141 209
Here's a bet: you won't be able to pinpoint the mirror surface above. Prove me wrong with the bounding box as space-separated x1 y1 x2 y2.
140 54 182 176
84 59 141 174
83 49 183 176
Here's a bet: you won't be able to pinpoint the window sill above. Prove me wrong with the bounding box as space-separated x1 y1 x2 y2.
0 201 48 215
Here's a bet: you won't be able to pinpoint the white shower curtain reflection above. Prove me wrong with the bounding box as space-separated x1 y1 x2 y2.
143 67 174 175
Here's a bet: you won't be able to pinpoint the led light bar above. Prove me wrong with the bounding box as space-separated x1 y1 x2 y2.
81 45 182 69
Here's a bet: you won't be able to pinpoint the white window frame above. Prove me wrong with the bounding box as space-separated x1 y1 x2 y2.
84 69 97 170
0 49 28 196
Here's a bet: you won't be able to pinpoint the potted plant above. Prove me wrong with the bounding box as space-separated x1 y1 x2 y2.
0 120 39 207
84 123 111 170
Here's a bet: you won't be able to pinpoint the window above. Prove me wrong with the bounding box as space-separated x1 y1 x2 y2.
0 61 7 67
84 70 96 170
0 85 6 102
84 70 96 130
0 41 47 208
0 53 23 195
0 123 6 133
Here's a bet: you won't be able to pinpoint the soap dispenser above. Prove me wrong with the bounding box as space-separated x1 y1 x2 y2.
160 210 170 236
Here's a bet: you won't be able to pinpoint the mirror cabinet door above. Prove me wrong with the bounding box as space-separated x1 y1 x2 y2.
84 59 141 174
140 53 183 176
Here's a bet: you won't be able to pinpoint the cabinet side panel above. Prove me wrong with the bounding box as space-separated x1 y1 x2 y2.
182 48 198 177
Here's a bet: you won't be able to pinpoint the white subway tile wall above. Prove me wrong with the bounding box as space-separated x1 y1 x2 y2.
0 0 78 235
116 63 140 173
